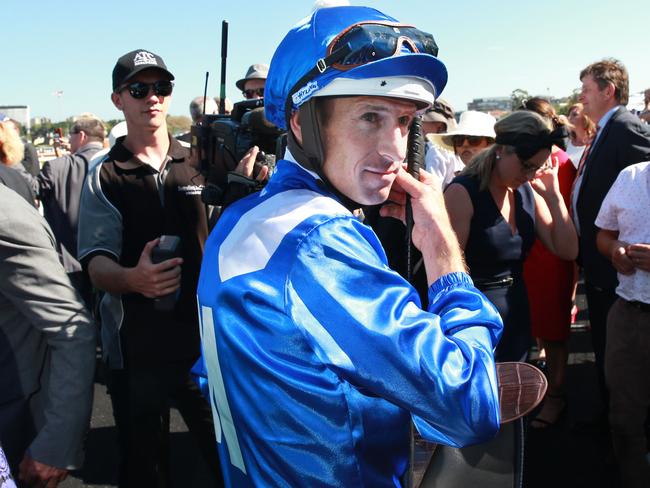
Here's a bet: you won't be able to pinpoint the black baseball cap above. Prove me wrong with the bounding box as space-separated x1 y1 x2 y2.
112 49 175 92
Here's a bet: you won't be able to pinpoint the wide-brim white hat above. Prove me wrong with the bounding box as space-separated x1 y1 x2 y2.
428 110 496 151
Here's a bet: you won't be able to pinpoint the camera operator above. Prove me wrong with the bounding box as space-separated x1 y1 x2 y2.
77 49 222 488
177 96 219 144
236 63 268 100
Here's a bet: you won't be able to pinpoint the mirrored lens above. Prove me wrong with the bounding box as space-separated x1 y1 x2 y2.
331 23 438 69
126 80 174 99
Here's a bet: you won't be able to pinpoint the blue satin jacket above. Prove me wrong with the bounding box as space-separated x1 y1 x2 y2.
196 156 503 487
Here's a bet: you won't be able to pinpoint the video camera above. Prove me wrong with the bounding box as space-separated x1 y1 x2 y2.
190 97 285 206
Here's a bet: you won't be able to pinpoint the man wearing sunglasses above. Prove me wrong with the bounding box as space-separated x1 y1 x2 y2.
235 63 268 100
77 49 222 488
197 6 503 487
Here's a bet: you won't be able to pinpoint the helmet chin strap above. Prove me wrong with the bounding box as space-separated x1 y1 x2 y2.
286 98 325 175
286 98 363 212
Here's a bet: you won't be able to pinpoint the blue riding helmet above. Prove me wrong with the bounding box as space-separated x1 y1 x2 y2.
265 6 448 130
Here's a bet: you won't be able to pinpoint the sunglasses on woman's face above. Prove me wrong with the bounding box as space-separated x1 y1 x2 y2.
121 80 174 99
452 135 488 147
519 157 548 175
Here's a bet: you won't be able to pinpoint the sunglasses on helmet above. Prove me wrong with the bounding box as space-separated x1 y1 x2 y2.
286 21 439 122
326 21 439 70
121 80 174 99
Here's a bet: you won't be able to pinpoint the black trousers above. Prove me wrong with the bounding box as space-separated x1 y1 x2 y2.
584 282 617 415
107 361 223 488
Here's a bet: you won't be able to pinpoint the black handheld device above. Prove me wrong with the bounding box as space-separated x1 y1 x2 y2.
405 116 425 281
151 235 181 312
404 116 425 488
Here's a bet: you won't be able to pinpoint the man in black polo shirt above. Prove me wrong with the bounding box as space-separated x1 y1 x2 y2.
77 49 221 488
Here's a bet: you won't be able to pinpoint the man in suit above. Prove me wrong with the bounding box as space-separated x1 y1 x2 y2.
573 58 650 425
15 116 106 305
0 184 96 486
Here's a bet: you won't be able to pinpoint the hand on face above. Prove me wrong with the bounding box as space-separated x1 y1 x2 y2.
380 166 447 251
529 154 560 198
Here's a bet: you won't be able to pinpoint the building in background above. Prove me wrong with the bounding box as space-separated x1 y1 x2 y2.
0 105 30 133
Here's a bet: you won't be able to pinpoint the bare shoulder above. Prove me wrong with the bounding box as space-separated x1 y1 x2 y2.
444 182 473 215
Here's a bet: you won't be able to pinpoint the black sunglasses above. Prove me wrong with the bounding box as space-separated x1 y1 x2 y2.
122 80 174 99
243 88 264 99
452 135 490 147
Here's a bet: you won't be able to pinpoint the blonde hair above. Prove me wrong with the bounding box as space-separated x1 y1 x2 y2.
0 121 25 165
461 111 551 190
567 102 596 140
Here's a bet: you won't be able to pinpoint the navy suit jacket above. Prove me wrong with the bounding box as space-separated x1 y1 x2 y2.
576 106 650 289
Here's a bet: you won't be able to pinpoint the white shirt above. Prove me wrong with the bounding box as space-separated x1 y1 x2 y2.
565 141 586 169
595 161 650 303
424 141 464 188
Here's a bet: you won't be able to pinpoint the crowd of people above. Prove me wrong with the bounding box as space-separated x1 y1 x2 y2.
1 4 650 488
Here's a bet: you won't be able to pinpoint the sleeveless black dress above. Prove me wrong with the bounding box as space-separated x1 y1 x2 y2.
449 174 536 361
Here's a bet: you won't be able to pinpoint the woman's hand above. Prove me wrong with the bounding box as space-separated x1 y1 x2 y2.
530 154 561 201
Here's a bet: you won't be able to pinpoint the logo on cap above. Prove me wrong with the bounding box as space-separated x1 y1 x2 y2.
292 81 319 106
133 51 158 67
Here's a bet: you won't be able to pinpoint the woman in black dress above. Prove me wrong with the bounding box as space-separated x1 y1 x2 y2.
433 111 578 488
444 111 577 362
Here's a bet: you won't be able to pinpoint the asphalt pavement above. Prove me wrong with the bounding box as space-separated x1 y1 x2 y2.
61 284 621 488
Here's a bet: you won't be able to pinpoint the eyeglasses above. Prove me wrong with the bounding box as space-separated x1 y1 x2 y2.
242 88 264 99
121 80 174 99
452 135 490 147
327 21 439 70
519 158 546 174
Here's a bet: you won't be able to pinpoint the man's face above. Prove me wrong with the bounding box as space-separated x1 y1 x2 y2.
69 130 83 153
319 96 416 205
243 79 266 100
111 69 172 130
579 74 613 122
422 121 446 135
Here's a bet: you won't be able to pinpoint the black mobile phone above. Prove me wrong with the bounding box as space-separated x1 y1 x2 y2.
151 235 181 312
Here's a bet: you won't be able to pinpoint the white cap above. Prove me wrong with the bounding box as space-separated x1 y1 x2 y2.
313 76 435 111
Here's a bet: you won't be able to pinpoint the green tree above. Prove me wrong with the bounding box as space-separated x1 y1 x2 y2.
556 88 581 116
166 115 192 136
510 88 531 111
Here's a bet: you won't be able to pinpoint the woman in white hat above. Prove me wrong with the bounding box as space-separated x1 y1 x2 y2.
429 110 496 166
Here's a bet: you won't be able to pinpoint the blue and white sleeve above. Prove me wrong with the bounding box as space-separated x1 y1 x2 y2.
286 216 503 447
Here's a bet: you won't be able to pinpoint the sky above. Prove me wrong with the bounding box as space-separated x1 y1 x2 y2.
1 0 648 122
